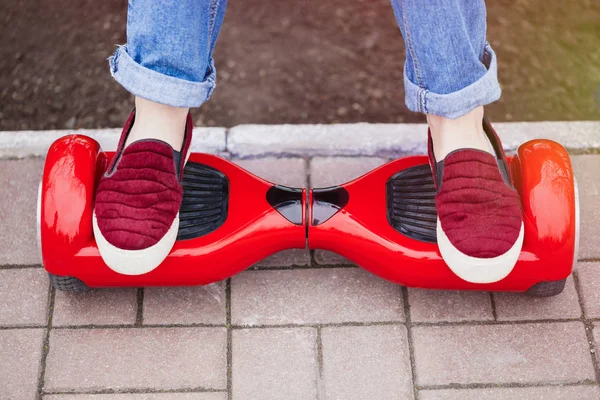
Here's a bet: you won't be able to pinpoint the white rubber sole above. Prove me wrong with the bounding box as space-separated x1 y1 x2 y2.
93 212 179 276
437 219 525 284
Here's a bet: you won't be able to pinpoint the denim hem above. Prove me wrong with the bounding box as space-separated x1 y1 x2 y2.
108 45 216 108
403 43 501 119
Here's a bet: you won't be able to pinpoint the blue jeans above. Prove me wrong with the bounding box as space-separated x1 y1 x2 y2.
110 0 500 118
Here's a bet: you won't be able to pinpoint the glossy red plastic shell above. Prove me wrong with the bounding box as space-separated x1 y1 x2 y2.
308 139 576 292
40 135 306 287
41 135 576 291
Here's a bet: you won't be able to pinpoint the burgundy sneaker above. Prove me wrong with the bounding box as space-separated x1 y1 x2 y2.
429 118 524 283
92 111 192 275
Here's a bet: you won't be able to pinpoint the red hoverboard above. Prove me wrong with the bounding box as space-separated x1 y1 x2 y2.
39 135 578 296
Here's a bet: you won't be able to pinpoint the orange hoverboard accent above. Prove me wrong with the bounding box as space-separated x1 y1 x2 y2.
40 135 577 293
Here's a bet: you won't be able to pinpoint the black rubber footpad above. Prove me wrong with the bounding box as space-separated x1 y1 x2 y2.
386 164 438 242
177 161 229 240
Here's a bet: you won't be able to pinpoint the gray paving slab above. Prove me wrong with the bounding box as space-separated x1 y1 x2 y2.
45 327 227 391
494 275 581 321
143 282 226 325
232 327 318 400
313 250 353 266
419 386 600 400
0 328 45 400
44 395 227 400
0 268 48 326
408 289 493 323
254 249 311 268
577 262 600 318
321 325 413 400
412 322 594 386
231 268 404 326
53 288 137 326
0 158 44 265
572 155 600 260
594 323 600 367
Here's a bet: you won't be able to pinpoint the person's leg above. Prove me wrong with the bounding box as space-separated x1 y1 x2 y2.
390 0 523 283
391 0 498 157
110 0 227 149
94 0 228 275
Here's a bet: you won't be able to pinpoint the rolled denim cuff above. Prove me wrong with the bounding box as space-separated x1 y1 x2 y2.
403 43 501 119
108 45 216 108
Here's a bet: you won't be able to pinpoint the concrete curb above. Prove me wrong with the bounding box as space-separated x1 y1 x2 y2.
228 121 600 158
0 121 598 159
0 127 227 159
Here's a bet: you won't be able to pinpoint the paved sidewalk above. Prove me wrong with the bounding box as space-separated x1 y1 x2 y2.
1 125 600 399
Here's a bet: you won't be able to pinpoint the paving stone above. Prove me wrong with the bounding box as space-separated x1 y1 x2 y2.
232 327 317 400
419 386 600 400
0 268 48 326
231 268 404 325
254 249 311 268
310 156 387 187
572 155 600 260
44 394 227 400
235 157 307 187
412 322 594 386
576 262 600 318
313 250 353 266
53 288 137 326
143 283 226 325
0 158 44 265
321 325 413 400
0 328 45 400
45 327 227 391
494 275 581 321
595 323 600 366
408 289 493 323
